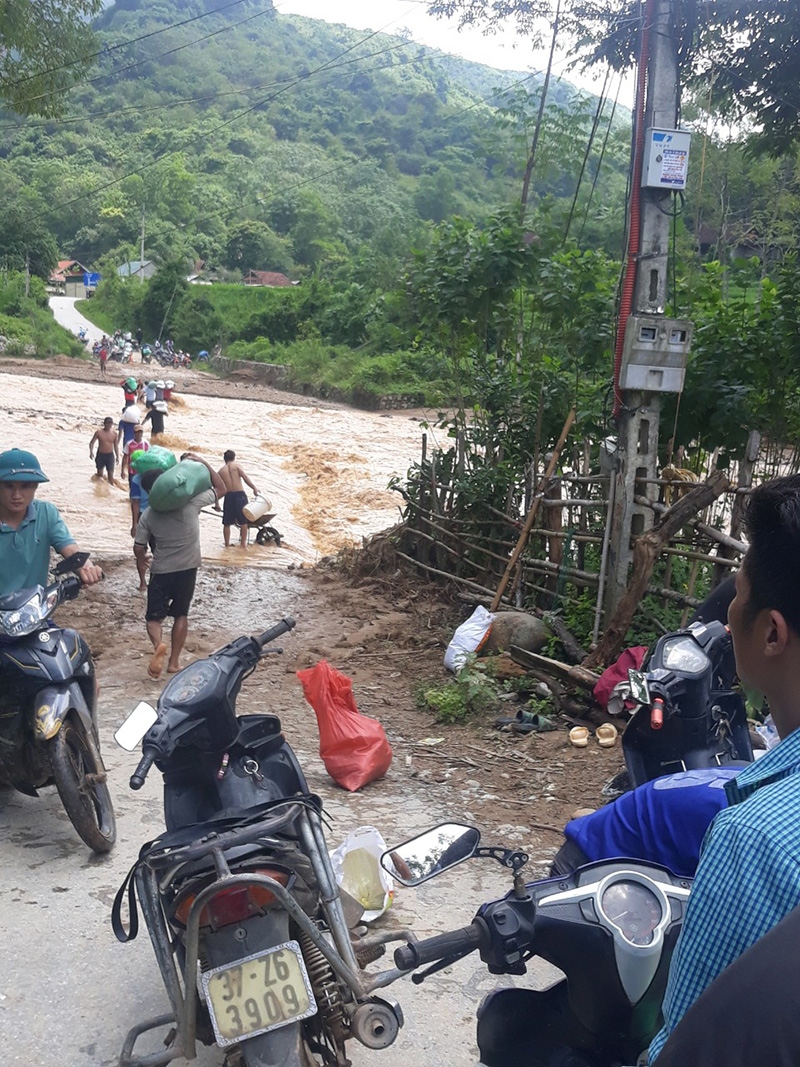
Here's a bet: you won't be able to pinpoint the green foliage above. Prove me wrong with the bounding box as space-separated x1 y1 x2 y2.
417 656 500 723
0 0 102 117
0 272 84 357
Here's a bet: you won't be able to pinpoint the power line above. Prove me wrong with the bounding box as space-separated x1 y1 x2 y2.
22 2 282 112
4 0 257 92
24 11 419 227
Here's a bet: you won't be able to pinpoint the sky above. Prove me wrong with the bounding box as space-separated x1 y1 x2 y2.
279 0 636 106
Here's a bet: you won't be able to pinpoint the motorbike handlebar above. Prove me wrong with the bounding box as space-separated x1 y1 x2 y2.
650 696 665 730
256 617 296 649
394 923 483 971
129 746 159 790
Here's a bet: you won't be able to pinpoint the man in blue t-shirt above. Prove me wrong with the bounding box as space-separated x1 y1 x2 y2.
0 448 102 595
554 766 738 878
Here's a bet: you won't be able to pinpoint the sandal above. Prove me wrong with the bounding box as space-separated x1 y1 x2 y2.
596 723 619 748
568 726 590 748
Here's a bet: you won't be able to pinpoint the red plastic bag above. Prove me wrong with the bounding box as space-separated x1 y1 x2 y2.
593 646 648 713
297 660 392 791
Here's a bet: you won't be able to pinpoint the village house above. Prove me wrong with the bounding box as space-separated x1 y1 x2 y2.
242 270 295 287
48 259 92 298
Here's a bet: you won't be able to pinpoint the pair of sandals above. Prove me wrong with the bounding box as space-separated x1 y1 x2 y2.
568 723 619 748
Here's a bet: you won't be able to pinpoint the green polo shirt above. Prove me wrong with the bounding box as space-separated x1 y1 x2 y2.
0 501 76 596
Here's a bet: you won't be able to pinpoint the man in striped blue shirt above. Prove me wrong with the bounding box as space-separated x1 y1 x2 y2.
649 475 800 1060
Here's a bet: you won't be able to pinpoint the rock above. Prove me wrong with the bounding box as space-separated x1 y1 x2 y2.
484 612 551 655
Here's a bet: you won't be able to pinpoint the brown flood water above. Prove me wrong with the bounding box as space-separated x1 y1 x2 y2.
5 372 430 569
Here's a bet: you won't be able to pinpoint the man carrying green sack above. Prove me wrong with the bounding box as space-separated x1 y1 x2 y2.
130 444 177 476
133 453 226 679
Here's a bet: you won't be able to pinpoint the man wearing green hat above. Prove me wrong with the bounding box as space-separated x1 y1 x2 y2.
0 448 103 596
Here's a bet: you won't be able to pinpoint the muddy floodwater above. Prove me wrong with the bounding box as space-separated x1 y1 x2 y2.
5 372 429 566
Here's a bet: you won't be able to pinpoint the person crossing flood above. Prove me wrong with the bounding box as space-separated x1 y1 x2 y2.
88 417 119 485
134 453 226 679
142 400 168 438
217 450 260 548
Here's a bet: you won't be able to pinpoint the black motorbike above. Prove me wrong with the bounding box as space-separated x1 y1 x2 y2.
113 617 405 1067
622 618 753 788
380 823 692 1067
0 553 116 853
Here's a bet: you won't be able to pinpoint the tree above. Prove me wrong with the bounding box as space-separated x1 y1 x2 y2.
0 205 58 279
223 220 293 274
0 0 102 117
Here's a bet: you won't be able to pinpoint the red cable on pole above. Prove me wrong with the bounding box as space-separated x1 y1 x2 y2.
612 0 655 418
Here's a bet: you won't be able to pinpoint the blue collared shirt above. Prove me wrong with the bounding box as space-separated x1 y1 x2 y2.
0 501 75 596
649 727 800 1060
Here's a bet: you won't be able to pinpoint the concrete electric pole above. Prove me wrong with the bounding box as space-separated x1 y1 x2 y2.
603 0 693 617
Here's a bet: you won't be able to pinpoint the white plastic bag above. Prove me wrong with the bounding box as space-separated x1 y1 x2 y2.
330 826 394 922
443 605 495 673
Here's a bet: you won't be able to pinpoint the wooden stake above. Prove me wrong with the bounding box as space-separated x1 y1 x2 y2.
490 408 576 611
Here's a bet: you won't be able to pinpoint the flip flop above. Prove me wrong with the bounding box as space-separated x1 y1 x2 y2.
596 723 619 748
148 643 167 680
568 726 590 748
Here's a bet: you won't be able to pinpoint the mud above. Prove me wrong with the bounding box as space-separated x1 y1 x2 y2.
0 359 623 1066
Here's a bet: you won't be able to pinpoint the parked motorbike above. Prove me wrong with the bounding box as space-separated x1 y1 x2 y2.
113 617 405 1067
172 350 192 368
76 326 89 343
380 822 692 1067
0 553 116 853
622 618 752 788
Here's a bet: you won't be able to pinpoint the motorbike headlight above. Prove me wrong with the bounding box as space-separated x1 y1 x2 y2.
0 589 56 637
660 635 710 674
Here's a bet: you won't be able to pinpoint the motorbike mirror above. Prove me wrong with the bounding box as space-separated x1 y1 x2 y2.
381 823 480 887
54 551 90 575
115 701 158 751
628 668 651 705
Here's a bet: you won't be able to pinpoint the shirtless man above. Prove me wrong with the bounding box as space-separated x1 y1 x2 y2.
217 450 259 547
89 417 119 484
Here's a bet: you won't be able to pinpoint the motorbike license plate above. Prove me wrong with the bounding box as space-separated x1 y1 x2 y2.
201 940 317 1047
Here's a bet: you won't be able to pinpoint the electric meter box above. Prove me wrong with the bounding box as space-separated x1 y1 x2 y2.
643 128 691 189
619 315 693 393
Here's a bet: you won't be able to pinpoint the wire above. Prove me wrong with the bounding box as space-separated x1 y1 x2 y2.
562 66 610 244
577 72 623 244
23 9 424 227
22 3 282 111
3 0 257 92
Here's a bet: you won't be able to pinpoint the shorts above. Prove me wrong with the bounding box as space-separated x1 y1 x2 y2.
146 568 198 621
222 490 249 526
130 476 142 500
95 452 114 474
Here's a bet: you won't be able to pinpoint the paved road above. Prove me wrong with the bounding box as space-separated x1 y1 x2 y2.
49 295 103 346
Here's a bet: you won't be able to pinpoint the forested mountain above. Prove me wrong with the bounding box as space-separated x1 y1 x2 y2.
0 0 629 277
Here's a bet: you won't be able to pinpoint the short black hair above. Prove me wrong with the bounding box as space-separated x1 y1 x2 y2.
139 468 164 492
741 475 800 634
224 450 235 463
103 417 113 426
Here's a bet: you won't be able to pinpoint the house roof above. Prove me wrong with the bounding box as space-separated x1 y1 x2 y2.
49 259 89 282
243 270 293 286
117 259 154 277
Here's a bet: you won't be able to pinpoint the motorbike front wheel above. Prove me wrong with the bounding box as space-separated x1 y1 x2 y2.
49 717 116 853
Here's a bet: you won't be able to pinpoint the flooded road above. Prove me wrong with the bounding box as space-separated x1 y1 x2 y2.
5 371 426 567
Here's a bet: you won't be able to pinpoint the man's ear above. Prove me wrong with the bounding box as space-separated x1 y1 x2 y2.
765 610 792 657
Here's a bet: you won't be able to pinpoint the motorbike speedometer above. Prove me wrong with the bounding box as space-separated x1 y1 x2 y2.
161 659 220 703
599 880 663 946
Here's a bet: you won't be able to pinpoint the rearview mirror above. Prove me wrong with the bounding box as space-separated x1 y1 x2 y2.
114 701 158 752
381 823 480 886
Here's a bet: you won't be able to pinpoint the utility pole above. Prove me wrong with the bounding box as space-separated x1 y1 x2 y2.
603 0 692 617
24 250 30 298
140 204 146 284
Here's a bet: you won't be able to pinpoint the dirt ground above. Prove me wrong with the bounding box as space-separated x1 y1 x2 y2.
2 354 624 863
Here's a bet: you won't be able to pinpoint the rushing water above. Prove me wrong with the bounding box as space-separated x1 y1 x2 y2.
4 372 429 568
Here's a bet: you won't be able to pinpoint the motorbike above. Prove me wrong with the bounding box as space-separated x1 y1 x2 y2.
109 344 130 363
112 617 405 1067
379 822 692 1067
141 344 153 364
172 350 192 368
0 553 116 854
621 618 753 789
76 326 89 343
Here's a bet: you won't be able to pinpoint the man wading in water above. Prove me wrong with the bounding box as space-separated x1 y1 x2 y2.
217 450 260 548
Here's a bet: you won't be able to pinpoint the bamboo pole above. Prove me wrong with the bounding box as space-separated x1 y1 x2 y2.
490 409 576 611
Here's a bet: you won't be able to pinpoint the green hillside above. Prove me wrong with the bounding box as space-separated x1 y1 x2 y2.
0 0 625 276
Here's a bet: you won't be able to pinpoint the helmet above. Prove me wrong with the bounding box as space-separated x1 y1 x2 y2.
0 448 49 483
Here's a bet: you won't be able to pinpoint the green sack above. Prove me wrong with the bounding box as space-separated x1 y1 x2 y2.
147 459 212 513
131 444 177 475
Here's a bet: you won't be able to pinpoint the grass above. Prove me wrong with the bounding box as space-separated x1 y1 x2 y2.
75 299 116 334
